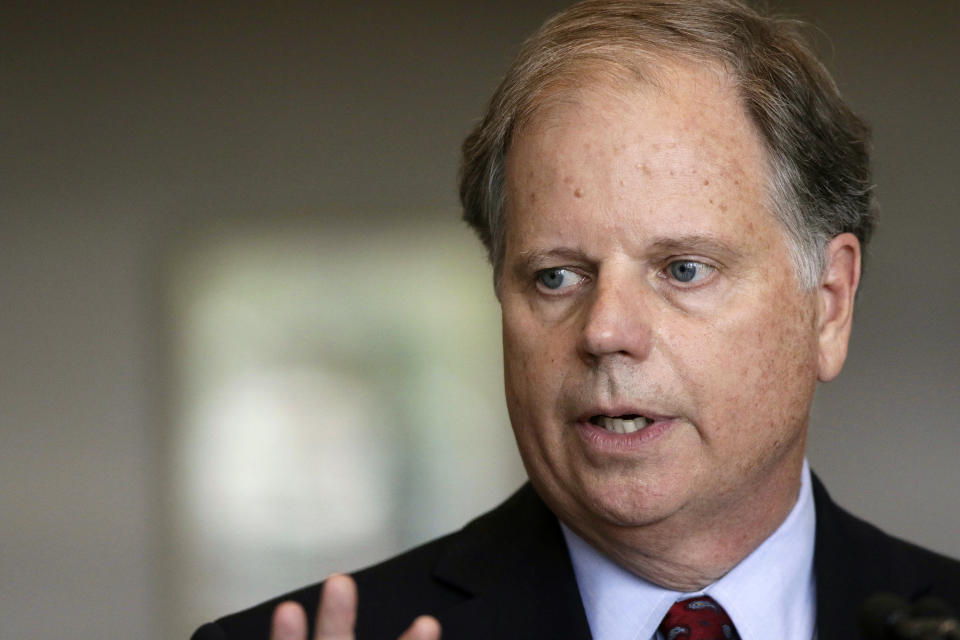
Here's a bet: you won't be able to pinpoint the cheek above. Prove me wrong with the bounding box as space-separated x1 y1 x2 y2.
501 308 545 417
502 298 563 369
687 296 819 437
502 303 571 425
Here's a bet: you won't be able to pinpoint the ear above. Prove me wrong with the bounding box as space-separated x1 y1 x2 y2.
816 233 862 382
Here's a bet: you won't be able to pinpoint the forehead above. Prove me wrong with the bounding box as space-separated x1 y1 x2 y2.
502 60 781 259
510 58 764 177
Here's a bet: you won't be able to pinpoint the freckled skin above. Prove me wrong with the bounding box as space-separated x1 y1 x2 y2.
498 62 852 590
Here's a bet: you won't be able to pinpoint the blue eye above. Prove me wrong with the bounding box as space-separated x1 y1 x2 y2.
536 268 583 291
667 260 714 284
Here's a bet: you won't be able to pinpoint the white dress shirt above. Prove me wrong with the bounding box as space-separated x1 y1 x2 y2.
562 460 817 640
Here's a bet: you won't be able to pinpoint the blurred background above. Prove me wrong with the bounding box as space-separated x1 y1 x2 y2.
2 1 958 638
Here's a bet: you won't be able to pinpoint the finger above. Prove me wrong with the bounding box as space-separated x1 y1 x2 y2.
398 615 442 640
315 573 358 640
270 601 309 640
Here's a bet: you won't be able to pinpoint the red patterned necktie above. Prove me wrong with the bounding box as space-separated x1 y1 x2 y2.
658 596 741 640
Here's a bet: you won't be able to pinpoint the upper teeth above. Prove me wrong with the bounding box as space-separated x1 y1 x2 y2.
595 416 650 433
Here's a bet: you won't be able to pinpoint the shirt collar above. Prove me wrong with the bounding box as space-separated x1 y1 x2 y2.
562 460 817 640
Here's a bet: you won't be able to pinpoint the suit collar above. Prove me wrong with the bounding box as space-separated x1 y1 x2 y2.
431 484 594 639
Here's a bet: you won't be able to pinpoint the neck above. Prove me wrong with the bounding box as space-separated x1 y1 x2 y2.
568 459 804 592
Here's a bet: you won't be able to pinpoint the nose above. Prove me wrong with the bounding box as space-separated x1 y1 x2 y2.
578 270 654 362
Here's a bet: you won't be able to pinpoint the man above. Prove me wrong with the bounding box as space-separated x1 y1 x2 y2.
193 1 960 638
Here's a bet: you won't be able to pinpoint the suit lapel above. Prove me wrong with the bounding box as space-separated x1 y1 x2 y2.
812 474 864 639
431 484 593 639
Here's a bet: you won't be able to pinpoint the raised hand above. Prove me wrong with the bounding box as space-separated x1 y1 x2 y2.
269 574 441 640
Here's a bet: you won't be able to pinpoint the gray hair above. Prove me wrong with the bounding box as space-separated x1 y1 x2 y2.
459 0 876 289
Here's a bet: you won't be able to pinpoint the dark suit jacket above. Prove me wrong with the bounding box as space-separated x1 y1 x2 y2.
193 475 960 639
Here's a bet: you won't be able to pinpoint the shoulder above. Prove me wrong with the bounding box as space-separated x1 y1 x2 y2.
191 530 459 640
813 473 960 589
192 483 580 639
812 473 960 638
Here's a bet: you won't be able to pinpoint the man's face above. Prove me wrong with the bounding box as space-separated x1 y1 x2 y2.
499 63 825 549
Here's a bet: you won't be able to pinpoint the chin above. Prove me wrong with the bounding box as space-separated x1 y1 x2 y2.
537 468 691 533
591 483 686 528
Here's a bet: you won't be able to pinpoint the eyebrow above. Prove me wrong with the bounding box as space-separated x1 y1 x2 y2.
511 247 591 279
646 234 745 263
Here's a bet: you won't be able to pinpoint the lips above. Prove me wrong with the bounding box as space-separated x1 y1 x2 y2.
572 408 679 451
589 415 652 433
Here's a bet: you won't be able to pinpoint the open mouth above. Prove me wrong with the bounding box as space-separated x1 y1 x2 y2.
588 414 653 434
